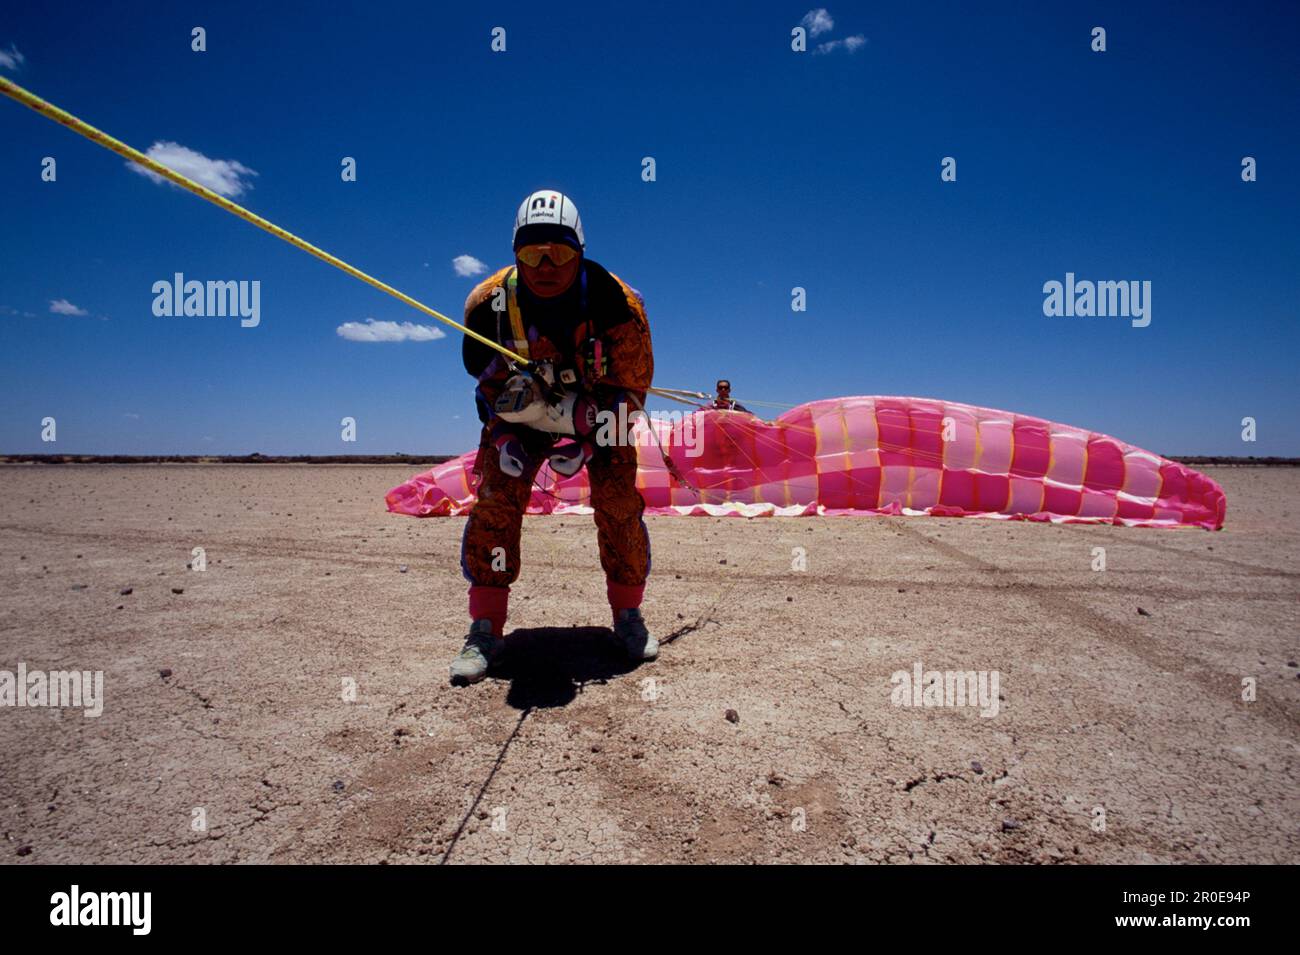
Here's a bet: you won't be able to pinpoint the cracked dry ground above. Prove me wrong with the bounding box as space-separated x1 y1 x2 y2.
1 464 1297 864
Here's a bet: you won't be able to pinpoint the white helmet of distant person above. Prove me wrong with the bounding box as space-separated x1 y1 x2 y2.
513 190 585 249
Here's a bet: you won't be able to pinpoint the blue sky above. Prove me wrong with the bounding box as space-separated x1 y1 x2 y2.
1 1 1297 455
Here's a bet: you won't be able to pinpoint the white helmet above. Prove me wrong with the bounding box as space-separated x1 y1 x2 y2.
513 190 585 249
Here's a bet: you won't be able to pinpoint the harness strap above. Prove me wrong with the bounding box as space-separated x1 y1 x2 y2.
505 268 530 361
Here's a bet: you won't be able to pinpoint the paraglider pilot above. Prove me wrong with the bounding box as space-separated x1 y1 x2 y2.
451 190 656 684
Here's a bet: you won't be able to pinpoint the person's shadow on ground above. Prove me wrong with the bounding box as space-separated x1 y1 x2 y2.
487 626 641 709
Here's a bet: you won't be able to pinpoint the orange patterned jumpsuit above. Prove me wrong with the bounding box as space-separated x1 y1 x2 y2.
459 259 653 635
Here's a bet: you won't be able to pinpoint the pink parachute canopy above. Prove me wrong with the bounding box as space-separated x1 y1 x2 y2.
385 396 1226 529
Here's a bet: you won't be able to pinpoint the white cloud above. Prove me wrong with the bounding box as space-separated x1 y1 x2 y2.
801 9 834 38
127 141 257 198
0 44 24 72
123 413 141 420
815 34 867 55
336 319 447 343
49 298 88 316
453 254 488 277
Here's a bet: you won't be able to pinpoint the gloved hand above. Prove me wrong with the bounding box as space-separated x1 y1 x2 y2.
570 394 600 439
493 373 545 425
493 374 603 441
529 390 600 438
494 433 532 478
548 440 594 478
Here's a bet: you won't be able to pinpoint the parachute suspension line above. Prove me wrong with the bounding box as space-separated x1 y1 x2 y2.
627 392 697 493
647 386 711 404
706 417 793 505
0 76 526 368
645 388 709 407
651 386 709 398
645 387 785 412
723 397 797 410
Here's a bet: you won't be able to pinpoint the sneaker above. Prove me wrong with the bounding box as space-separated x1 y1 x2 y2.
449 619 502 685
614 608 659 661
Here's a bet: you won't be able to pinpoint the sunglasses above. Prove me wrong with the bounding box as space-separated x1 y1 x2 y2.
516 243 579 268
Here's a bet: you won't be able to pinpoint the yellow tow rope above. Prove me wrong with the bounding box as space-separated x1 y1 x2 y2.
0 76 524 366
2 75 727 425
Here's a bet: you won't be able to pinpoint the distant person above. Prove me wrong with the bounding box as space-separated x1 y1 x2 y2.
712 379 750 413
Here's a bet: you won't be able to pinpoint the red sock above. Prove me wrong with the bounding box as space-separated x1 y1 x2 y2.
468 585 509 637
607 581 645 624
